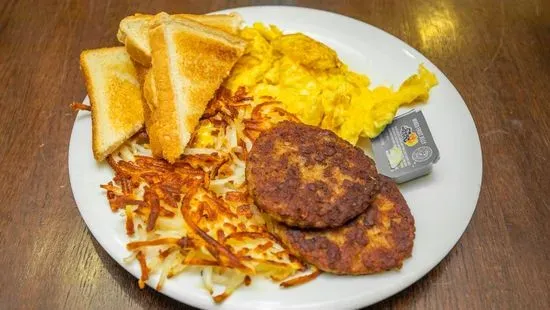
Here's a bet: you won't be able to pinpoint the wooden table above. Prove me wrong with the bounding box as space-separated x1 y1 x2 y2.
1 0 548 309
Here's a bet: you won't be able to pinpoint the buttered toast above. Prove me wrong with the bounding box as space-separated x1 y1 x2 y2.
148 13 246 162
117 13 243 66
80 47 145 161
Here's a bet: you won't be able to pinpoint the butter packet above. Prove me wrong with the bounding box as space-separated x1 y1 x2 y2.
371 110 440 183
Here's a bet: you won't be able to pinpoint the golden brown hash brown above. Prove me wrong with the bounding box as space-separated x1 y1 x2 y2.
246 121 379 228
99 88 323 302
268 175 415 275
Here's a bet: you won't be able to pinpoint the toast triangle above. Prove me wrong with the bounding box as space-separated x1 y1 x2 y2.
117 12 243 66
80 47 145 161
148 13 246 162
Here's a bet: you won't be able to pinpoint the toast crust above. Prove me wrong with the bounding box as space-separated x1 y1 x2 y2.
124 35 152 67
174 13 243 35
149 21 182 162
142 69 163 157
80 50 103 160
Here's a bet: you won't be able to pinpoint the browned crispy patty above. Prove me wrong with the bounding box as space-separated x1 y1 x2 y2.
246 121 379 229
267 175 415 275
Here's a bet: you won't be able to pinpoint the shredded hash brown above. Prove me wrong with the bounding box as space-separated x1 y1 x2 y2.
101 87 318 302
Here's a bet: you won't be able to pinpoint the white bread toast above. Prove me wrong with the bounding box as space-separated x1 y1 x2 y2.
117 12 243 66
80 47 145 161
141 69 164 157
148 13 246 162
131 62 164 157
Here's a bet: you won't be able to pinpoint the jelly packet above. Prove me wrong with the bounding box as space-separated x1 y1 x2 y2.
371 110 440 183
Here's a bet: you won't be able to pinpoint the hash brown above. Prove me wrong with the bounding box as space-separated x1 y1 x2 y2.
246 121 379 228
267 175 415 274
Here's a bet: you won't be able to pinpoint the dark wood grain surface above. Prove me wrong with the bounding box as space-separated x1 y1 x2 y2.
1 0 549 309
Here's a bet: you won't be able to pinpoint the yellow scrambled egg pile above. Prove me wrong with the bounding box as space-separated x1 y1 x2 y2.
224 23 438 144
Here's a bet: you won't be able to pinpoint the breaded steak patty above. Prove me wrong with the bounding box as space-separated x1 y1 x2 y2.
246 121 379 228
267 176 415 275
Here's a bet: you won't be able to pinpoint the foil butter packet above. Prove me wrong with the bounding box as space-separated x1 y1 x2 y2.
371 110 440 183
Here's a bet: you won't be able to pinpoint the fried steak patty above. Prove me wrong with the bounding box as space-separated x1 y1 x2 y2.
246 121 379 228
267 175 415 274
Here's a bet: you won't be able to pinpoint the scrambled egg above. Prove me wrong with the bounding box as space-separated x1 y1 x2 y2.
224 23 438 144
194 122 216 148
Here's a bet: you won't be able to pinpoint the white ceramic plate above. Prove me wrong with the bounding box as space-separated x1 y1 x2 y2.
69 6 482 310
